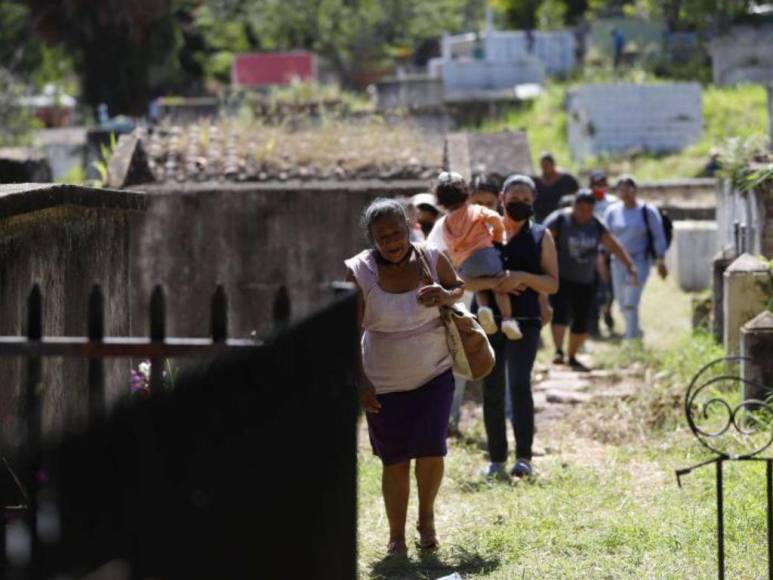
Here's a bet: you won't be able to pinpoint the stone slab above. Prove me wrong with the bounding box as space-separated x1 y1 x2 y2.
546 390 593 404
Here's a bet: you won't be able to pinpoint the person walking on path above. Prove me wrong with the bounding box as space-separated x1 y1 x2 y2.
440 173 502 435
545 190 637 371
435 171 522 340
345 198 464 557
464 175 558 479
588 170 618 335
532 152 579 223
603 176 669 340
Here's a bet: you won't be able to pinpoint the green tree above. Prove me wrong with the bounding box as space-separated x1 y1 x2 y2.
26 0 178 115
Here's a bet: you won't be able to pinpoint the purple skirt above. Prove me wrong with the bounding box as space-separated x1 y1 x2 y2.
366 370 455 466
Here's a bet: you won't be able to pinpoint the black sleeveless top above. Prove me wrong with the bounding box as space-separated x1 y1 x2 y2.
502 221 546 323
471 221 546 328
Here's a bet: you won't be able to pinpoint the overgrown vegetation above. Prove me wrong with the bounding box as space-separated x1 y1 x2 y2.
0 68 41 146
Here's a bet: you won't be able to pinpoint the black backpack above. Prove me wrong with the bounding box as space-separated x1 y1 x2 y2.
642 204 673 259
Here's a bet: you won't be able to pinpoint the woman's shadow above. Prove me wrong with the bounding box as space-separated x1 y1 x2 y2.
369 547 500 579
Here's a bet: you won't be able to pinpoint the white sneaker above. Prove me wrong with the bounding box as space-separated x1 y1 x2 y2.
501 318 523 341
477 306 497 335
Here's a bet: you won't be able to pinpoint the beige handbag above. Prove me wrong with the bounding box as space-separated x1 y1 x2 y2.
415 246 496 381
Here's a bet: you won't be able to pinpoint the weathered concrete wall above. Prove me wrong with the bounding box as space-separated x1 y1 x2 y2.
129 181 403 340
375 76 445 110
0 184 147 446
761 179 773 258
32 128 87 181
442 59 544 94
717 176 773 258
710 26 773 86
440 30 576 76
0 180 400 446
723 253 771 356
567 83 702 162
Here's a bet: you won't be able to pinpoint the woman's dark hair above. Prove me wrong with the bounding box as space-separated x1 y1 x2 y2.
472 174 500 195
360 198 408 243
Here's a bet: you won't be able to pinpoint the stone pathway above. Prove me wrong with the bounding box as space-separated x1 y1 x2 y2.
532 362 642 425
453 356 645 439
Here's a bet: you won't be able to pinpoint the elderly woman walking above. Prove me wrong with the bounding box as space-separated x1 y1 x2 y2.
345 198 464 556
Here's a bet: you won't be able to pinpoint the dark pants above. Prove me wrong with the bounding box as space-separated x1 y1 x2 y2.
550 278 594 335
482 322 541 462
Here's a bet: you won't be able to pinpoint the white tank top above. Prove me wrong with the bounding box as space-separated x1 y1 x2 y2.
344 246 452 394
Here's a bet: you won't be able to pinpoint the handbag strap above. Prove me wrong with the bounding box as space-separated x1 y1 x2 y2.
413 244 436 285
414 245 452 315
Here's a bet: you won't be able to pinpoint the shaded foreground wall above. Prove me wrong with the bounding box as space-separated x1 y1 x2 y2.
0 184 146 443
0 180 407 442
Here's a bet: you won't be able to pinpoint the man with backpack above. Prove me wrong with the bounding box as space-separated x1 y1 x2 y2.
603 175 670 341
545 190 637 371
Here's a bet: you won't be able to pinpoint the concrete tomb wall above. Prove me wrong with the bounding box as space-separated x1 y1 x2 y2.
710 26 773 86
0 184 146 445
567 83 702 162
0 180 421 444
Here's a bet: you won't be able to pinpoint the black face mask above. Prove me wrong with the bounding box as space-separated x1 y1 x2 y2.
506 201 534 221
419 221 435 236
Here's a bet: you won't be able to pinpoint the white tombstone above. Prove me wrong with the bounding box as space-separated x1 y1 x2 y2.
723 253 771 356
666 221 718 292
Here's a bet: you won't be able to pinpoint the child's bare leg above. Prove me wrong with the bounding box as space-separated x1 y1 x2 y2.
476 290 490 308
493 292 512 319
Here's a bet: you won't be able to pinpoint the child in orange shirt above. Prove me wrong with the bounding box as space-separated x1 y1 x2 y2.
434 172 522 340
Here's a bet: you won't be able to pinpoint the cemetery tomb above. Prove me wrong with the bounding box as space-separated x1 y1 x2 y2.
567 83 702 162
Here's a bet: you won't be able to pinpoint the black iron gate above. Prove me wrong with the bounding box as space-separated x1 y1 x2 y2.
1 283 359 579
677 356 773 580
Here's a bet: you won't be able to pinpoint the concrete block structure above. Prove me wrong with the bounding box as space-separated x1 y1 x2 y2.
567 83 702 162
666 221 718 292
710 26 773 86
435 29 575 95
441 58 545 94
723 253 771 356
716 173 773 258
740 311 773 401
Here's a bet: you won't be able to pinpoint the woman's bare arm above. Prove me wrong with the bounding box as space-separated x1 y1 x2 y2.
344 268 381 413
462 276 503 292
497 229 559 295
418 251 465 307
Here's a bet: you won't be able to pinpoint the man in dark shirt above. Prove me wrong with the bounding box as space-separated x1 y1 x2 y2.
533 152 580 222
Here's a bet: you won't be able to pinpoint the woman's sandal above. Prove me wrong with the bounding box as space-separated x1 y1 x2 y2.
416 524 439 551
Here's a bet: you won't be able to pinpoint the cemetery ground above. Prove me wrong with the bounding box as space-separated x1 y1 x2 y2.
357 276 770 579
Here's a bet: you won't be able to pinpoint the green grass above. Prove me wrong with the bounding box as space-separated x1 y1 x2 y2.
482 81 770 181
357 276 768 578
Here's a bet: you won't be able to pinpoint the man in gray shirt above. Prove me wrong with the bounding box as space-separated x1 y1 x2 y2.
545 191 636 371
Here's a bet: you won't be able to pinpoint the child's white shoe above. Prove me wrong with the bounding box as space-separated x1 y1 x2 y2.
501 318 523 341
477 306 498 335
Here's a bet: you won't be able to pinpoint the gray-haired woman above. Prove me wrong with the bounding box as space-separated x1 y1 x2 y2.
345 198 464 556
